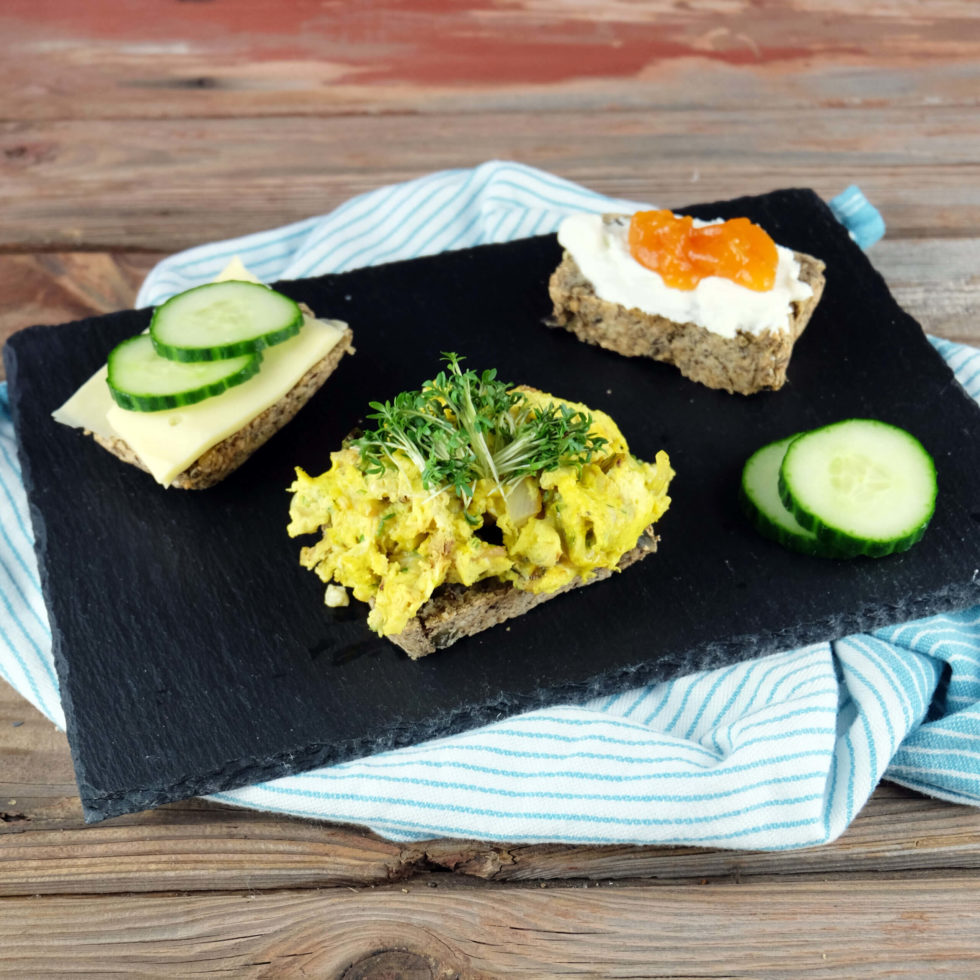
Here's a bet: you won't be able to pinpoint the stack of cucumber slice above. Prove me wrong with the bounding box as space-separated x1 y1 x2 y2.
107 281 304 412
740 418 937 558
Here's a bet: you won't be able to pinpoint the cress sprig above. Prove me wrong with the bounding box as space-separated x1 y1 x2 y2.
351 353 607 505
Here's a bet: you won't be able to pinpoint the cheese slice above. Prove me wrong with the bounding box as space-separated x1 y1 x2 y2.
52 364 117 441
53 262 348 487
213 255 258 284
52 259 267 441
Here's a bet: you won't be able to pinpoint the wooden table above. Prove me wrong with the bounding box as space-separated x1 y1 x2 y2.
2 2 979 975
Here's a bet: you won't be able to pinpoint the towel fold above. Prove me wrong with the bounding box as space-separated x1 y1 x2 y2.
4 161 977 847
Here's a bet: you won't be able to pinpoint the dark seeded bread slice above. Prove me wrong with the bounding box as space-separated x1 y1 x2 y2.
548 221 826 395
388 529 658 659
92 323 354 489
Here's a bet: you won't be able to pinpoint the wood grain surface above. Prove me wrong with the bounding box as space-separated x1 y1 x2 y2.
2 0 979 975
3 879 979 978
4 681 980 976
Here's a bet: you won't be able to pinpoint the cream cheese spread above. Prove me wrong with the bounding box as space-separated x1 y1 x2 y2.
557 213 813 338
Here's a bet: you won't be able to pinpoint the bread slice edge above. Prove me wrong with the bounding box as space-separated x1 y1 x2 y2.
548 233 826 395
92 325 354 489
388 529 658 658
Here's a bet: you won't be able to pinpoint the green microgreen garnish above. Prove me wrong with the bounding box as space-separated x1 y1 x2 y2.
352 353 607 505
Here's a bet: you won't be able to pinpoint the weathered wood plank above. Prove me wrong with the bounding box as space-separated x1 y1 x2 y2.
2 108 978 252
875 238 980 347
4 788 980 898
1 877 979 977
0 1 977 121
5 678 980 898
0 251 161 357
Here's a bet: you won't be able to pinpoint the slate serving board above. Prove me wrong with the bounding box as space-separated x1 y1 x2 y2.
6 189 980 822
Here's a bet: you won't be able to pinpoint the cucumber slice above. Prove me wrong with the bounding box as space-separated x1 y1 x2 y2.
778 419 937 557
739 435 853 558
149 280 303 362
107 334 261 412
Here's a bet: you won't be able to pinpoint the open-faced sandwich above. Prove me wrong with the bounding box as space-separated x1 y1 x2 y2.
548 210 825 395
52 259 353 489
287 354 674 658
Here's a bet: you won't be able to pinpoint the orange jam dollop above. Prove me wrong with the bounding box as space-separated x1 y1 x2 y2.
627 210 779 292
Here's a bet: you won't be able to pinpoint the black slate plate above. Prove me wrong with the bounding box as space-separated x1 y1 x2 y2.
6 189 980 822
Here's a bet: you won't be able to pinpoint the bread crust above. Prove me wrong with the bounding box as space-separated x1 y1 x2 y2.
547 222 826 395
388 530 658 659
92 324 354 489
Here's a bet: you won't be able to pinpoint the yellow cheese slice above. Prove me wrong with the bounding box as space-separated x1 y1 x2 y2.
213 256 258 284
52 364 116 440
53 262 349 487
105 316 345 485
52 259 267 441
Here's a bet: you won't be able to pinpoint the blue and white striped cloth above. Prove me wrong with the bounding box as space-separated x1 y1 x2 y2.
4 161 979 848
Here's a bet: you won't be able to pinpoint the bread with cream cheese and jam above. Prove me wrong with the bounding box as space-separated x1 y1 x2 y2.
548 211 825 396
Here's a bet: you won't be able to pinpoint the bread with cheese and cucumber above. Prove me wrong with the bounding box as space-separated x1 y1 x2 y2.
548 211 825 396
52 261 353 489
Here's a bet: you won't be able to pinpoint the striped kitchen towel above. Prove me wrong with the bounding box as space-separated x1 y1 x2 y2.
3 161 977 848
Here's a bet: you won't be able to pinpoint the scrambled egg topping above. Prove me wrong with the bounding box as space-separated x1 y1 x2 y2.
287 389 673 638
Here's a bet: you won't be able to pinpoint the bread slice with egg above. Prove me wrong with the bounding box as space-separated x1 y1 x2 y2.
388 528 658 659
289 363 673 659
548 214 826 396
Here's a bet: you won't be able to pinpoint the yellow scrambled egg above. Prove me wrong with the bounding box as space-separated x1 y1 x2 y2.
287 390 673 638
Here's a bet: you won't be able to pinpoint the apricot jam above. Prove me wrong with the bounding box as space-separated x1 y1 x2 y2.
627 210 778 292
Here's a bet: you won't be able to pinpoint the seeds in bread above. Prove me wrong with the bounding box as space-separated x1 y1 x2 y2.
548 221 826 396
289 357 673 657
92 325 354 489
388 530 657 658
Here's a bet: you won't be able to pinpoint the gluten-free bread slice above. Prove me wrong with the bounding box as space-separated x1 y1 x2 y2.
93 325 354 489
388 529 658 658
548 225 826 396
